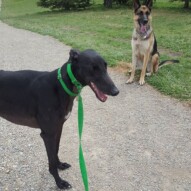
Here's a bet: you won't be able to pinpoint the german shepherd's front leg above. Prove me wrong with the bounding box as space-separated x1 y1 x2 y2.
126 52 136 84
139 51 150 85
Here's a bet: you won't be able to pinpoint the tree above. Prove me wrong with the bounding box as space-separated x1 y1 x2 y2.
170 0 190 9
104 0 112 8
104 0 134 8
184 0 189 8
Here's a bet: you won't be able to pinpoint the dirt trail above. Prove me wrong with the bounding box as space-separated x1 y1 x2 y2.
0 16 191 191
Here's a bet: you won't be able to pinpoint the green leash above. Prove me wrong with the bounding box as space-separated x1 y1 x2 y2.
57 64 89 191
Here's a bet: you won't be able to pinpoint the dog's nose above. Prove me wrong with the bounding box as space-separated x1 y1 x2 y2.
111 87 119 96
143 19 148 25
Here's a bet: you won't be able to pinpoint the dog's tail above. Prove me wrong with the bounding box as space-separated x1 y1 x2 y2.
159 60 179 68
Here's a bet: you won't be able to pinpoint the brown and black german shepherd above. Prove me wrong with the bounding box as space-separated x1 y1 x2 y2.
126 0 179 85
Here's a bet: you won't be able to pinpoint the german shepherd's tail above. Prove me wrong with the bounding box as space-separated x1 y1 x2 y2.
159 60 179 68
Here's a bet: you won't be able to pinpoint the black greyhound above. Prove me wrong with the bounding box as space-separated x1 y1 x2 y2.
0 49 119 189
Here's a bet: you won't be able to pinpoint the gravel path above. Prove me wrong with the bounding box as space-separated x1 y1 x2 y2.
0 6 191 191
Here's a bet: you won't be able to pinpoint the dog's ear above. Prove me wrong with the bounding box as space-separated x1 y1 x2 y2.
133 0 141 11
69 49 80 63
145 0 153 10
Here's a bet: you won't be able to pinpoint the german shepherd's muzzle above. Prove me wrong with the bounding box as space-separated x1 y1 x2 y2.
126 0 179 85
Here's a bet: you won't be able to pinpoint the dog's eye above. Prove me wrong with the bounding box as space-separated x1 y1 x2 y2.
139 11 143 15
104 62 107 69
93 65 99 71
146 11 150 15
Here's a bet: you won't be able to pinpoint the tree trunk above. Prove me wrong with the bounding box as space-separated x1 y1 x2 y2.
184 0 189 9
104 0 112 8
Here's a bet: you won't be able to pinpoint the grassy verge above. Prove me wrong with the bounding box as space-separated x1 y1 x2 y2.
0 0 190 101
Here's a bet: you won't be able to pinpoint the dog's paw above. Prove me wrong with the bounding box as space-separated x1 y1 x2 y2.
139 79 145 85
126 79 133 84
56 179 72 190
146 72 152 77
57 162 71 170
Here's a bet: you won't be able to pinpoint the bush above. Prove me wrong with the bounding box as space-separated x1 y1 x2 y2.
37 0 92 10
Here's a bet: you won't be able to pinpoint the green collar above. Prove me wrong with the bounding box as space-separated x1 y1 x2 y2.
57 63 83 96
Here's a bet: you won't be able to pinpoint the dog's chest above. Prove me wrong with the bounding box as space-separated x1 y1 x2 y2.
63 100 74 121
132 38 150 56
64 111 71 121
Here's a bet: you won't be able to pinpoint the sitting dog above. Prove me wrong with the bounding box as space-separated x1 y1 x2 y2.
126 0 179 85
0 49 119 189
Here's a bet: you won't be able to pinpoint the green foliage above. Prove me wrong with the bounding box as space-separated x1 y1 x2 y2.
108 0 145 7
114 0 132 5
168 0 190 8
37 0 92 10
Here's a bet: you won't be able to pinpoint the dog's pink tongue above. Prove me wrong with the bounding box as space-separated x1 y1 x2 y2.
90 82 108 102
97 91 107 102
141 24 147 33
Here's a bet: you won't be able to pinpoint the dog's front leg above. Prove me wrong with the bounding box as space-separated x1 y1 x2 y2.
40 131 72 189
126 53 136 84
139 52 150 85
56 127 71 170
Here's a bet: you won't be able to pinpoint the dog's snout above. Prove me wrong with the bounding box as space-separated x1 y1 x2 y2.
111 87 119 96
143 15 148 24
143 18 148 24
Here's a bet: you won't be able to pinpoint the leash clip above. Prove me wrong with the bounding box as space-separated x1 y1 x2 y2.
74 81 83 93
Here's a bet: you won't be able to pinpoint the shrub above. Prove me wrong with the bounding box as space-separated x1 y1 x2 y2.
37 0 92 10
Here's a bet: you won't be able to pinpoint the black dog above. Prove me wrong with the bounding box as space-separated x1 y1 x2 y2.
0 49 119 189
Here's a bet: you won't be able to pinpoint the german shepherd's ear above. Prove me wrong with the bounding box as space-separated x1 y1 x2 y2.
145 0 153 10
69 49 80 63
133 0 141 11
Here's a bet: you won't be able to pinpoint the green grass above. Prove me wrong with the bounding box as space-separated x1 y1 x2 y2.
0 0 190 101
